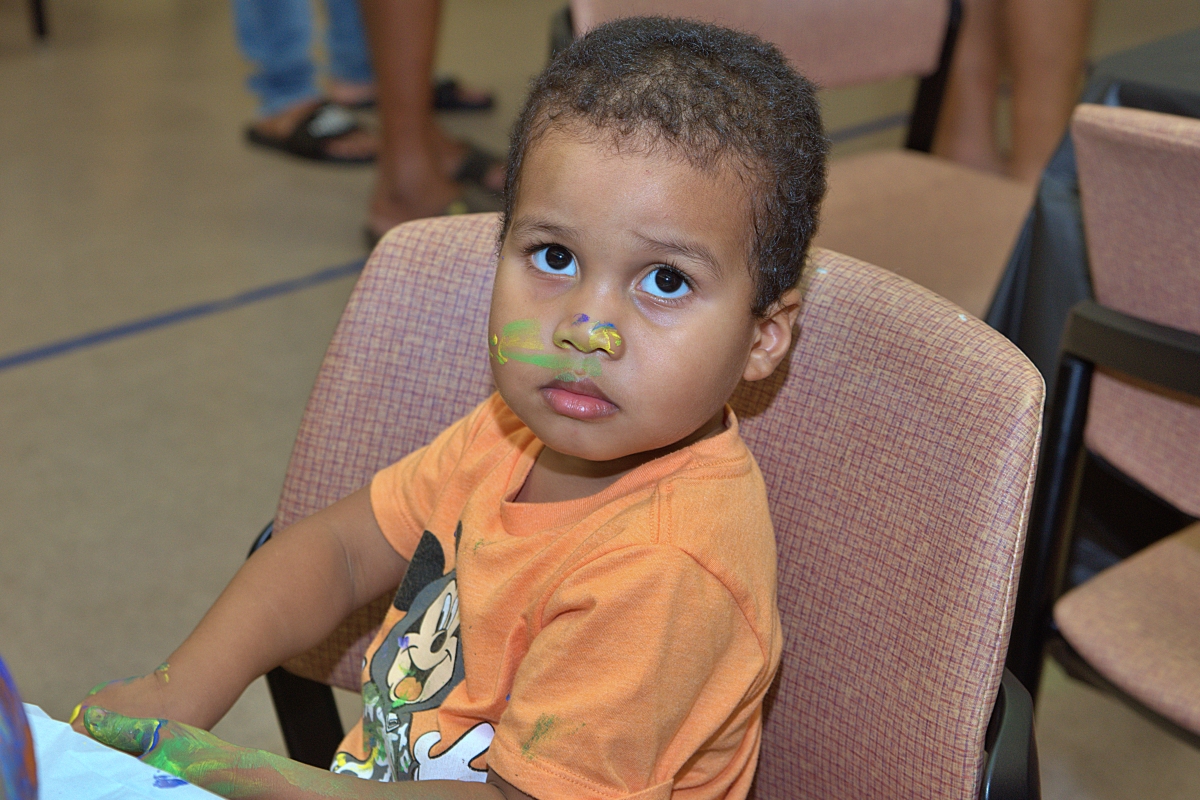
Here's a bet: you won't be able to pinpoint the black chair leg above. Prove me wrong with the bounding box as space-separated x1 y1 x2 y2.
29 0 48 39
905 0 962 152
265 667 346 768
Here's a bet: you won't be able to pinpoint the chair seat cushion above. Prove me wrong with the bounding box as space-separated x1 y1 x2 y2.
814 150 1033 318
1054 522 1200 735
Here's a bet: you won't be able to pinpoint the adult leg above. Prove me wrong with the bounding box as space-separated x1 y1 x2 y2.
931 0 1005 174
1003 0 1094 182
324 0 376 107
359 0 462 233
235 0 375 161
233 0 319 117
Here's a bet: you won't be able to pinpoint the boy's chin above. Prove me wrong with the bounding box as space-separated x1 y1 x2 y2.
536 424 712 472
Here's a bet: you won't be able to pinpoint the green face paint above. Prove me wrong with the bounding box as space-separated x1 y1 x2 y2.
490 319 604 380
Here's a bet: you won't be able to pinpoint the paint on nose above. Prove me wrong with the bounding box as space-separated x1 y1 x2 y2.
572 314 590 325
588 322 621 355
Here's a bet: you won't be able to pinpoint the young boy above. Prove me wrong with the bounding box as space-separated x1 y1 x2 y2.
73 17 827 800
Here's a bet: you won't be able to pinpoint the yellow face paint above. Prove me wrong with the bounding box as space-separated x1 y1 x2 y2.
489 319 603 380
489 319 542 365
587 323 621 354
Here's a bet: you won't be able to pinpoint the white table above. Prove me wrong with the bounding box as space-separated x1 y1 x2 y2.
25 704 218 799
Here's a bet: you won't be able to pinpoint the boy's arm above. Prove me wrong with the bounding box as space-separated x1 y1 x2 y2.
73 486 408 732
81 708 534 800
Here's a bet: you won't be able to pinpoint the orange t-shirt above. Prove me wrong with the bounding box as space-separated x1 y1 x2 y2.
332 394 781 800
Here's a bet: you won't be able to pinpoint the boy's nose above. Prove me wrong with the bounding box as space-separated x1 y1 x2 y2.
552 313 624 358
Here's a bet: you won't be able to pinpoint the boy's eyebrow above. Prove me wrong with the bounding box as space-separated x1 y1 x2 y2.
508 219 579 242
633 233 723 278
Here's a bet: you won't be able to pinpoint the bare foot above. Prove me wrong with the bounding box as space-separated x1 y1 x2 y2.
251 99 377 161
366 164 463 241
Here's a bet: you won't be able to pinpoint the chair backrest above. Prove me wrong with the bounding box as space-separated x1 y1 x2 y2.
274 214 500 688
568 0 949 89
1072 104 1200 517
276 216 1044 797
735 249 1042 799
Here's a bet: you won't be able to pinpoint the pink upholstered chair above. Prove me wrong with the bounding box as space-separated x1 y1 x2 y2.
257 213 1046 797
560 0 1034 318
1005 105 1200 747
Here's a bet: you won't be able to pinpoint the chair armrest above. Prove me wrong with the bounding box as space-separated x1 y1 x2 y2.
1063 300 1200 399
980 668 1041 800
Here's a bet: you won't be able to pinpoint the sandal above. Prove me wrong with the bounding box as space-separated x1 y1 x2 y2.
433 79 495 112
452 143 505 196
245 102 375 164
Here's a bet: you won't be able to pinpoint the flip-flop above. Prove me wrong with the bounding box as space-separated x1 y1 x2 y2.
244 102 375 164
452 143 505 196
433 79 495 112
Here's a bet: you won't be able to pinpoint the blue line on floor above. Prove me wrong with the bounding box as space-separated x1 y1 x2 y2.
829 112 910 144
0 258 366 374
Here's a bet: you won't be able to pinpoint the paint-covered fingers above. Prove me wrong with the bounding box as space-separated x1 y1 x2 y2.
85 708 248 791
83 706 163 755
69 672 169 736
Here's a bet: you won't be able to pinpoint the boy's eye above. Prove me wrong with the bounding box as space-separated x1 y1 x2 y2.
639 267 691 300
531 245 577 275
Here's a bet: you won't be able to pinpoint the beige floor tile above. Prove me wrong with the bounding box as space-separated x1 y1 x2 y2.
2 0 1199 790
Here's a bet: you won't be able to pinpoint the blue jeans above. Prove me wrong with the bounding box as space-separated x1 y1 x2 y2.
233 0 374 116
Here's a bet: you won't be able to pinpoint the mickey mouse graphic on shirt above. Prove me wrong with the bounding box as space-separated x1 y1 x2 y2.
332 525 494 782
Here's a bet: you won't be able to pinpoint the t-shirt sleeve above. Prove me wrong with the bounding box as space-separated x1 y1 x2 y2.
488 545 769 800
369 399 491 560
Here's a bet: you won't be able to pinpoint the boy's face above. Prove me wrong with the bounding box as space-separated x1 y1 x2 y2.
489 126 796 465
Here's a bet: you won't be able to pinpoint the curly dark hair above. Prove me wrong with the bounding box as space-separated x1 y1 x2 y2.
501 16 828 317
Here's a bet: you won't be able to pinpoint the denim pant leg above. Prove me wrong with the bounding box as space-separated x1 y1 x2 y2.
324 0 373 85
233 0 321 116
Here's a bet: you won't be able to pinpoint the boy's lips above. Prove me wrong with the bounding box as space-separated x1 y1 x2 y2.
539 379 618 420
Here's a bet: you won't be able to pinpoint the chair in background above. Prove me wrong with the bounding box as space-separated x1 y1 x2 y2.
254 213 1044 798
1005 104 1200 746
556 0 1034 319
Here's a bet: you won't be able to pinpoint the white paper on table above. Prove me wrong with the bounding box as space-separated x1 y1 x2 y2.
24 704 220 799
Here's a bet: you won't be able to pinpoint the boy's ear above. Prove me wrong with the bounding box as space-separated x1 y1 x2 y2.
743 288 802 382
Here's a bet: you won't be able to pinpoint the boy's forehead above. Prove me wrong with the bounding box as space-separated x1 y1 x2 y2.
513 122 758 229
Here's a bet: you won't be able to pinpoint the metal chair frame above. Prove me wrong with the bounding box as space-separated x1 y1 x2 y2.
1006 299 1200 748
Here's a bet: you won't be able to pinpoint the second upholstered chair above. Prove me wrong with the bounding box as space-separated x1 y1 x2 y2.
560 0 1034 318
1006 104 1200 746
255 213 1044 798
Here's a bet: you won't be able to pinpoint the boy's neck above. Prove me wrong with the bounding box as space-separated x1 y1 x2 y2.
514 409 727 504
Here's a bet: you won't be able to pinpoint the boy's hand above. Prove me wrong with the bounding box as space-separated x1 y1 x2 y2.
70 663 172 736
81 707 251 795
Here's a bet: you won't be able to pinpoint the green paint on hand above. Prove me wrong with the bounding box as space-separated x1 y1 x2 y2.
83 707 161 756
85 707 363 798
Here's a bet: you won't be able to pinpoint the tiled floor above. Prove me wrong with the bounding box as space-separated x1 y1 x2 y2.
2 0 1199 796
